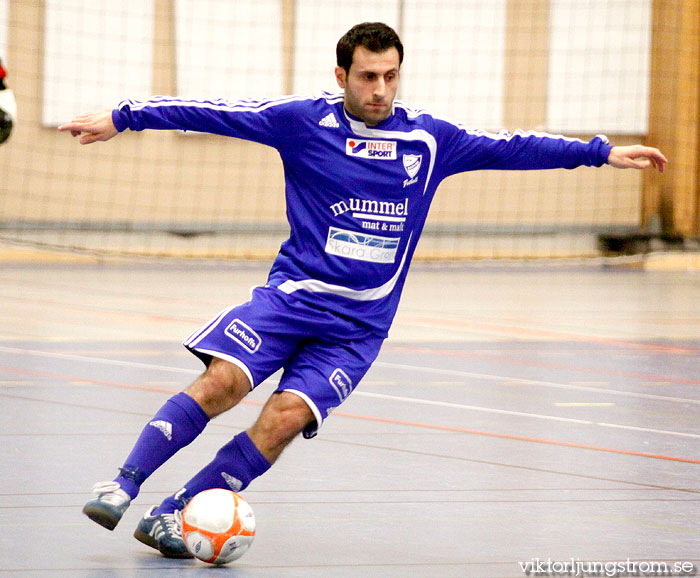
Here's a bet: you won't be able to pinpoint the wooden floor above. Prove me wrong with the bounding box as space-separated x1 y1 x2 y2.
1 262 699 577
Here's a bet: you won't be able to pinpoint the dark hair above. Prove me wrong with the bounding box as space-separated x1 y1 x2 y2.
336 22 404 73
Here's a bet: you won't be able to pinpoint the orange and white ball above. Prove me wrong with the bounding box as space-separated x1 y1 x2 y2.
181 489 256 564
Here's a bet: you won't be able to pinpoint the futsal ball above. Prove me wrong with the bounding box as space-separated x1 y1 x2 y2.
181 489 256 564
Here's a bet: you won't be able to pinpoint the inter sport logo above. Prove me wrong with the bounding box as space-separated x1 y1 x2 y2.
350 140 367 154
346 138 396 160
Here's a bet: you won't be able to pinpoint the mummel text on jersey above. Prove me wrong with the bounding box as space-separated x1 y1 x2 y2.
113 93 612 335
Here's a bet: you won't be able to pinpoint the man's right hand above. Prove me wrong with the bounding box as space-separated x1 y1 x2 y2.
58 110 118 144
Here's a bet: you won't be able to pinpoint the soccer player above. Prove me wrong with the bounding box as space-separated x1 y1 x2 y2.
59 22 667 558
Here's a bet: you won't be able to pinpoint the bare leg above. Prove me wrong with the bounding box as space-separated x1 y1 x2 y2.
247 391 315 463
185 357 252 417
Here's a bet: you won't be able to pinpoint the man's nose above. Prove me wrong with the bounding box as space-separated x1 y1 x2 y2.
373 77 386 99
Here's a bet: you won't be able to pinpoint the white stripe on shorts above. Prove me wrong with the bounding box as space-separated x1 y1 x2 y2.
191 349 255 390
280 389 323 438
183 306 236 349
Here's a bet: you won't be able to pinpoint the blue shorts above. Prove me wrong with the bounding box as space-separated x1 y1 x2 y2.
183 286 385 438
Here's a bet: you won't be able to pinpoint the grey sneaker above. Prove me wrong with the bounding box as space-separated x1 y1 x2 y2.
133 506 193 559
82 481 131 531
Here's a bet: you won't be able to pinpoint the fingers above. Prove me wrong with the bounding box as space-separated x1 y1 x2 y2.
56 122 80 133
78 130 111 145
638 147 667 173
57 120 94 138
632 148 667 173
79 133 100 145
632 157 662 172
650 150 668 173
58 113 94 131
608 145 668 173
58 110 117 144
58 124 97 143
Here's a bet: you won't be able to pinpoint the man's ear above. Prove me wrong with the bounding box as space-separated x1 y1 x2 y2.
335 66 346 89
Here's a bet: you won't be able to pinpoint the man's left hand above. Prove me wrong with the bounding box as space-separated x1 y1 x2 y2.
608 145 668 173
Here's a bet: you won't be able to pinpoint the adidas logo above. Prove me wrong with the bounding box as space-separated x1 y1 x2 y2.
221 472 243 491
149 420 172 441
174 487 188 504
319 112 339 128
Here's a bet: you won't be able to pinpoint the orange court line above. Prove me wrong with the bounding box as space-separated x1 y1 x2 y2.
394 315 697 354
383 343 700 386
2 364 698 466
330 409 700 465
0 366 181 395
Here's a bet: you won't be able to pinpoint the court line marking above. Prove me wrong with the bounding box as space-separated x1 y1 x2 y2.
0 345 200 375
2 371 698 466
2 347 699 444
356 391 591 425
321 439 700 495
3 365 696 443
2 347 700 440
353 391 700 440
555 402 615 407
373 360 700 405
383 344 700 386
3 345 698 406
3 383 700 468
2 363 700 465
325 412 700 465
8 376 696 468
393 315 698 354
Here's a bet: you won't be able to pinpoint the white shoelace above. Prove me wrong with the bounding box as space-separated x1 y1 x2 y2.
162 509 183 539
90 481 129 506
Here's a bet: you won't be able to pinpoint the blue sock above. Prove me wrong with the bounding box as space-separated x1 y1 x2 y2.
154 431 271 514
114 392 210 499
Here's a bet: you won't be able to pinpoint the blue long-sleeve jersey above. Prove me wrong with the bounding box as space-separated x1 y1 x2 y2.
113 93 612 336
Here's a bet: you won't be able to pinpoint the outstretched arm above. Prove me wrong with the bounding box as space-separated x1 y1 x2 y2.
57 110 118 145
608 145 667 173
57 96 295 148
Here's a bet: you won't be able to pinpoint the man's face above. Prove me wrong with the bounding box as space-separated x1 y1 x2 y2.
335 45 400 126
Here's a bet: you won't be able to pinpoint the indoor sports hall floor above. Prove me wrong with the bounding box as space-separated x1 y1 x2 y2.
1 261 699 578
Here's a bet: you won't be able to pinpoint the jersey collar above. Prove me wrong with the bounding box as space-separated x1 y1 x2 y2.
341 102 397 131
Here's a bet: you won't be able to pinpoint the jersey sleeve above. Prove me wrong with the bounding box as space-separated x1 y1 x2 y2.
111 95 309 149
434 119 613 178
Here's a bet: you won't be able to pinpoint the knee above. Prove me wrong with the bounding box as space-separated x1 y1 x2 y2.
273 395 314 437
250 393 314 455
186 358 251 418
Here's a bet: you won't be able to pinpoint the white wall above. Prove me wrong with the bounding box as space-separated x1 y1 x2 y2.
547 0 652 134
292 0 400 95
38 1 653 133
0 0 8 66
400 0 505 130
42 0 154 126
175 0 284 100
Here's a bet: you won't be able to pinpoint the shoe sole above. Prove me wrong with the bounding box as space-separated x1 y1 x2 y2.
82 503 121 531
134 528 193 559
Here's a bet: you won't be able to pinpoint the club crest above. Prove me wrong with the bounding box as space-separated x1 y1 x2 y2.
403 154 422 179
